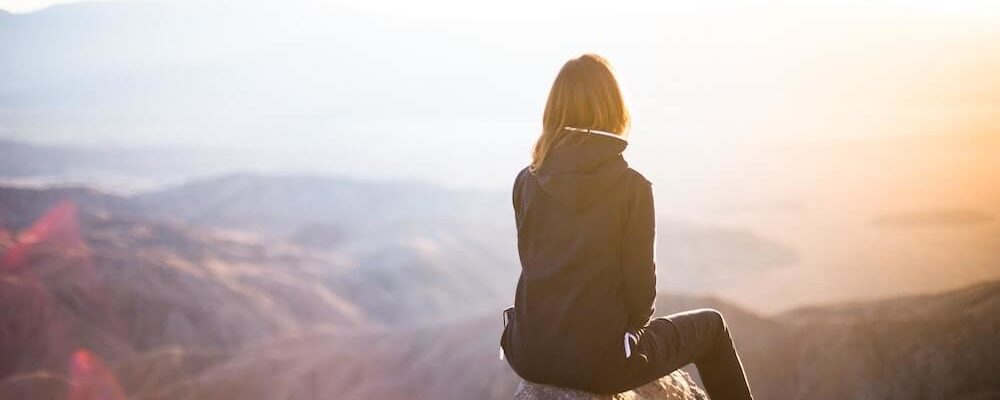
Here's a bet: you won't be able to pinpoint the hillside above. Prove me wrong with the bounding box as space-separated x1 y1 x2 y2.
134 173 508 235
1 183 998 399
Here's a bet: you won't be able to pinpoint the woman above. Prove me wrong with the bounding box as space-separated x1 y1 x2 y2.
500 54 755 399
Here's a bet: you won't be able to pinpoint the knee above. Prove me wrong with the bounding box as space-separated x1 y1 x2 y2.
699 308 731 337
697 308 725 326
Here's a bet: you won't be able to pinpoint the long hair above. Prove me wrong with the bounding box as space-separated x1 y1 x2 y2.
530 54 630 172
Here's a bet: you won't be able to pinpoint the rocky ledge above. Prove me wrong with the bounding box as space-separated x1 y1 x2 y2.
512 370 707 400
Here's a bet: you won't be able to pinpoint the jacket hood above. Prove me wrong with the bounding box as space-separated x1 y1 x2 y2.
533 132 630 211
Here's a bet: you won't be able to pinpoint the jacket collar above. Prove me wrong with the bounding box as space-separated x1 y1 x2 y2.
538 128 628 176
531 128 630 210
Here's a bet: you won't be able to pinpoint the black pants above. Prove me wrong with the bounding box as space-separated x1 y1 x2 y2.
622 308 754 400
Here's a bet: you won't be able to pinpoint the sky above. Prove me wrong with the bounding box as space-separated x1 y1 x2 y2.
4 0 1000 17
1 0 998 191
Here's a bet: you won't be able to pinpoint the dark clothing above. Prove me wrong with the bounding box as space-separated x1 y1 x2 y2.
623 309 754 399
500 131 753 399
501 132 656 388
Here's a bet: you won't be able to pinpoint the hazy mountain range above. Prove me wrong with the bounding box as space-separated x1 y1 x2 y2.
1 177 998 399
0 139 246 192
0 164 813 307
3 133 1000 310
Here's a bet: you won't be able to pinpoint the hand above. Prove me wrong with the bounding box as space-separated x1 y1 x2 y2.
624 331 640 358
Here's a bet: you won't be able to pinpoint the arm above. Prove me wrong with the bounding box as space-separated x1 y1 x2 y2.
512 168 526 226
622 178 656 331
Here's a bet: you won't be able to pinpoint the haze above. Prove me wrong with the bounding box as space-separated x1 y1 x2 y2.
2 0 998 187
2 0 999 311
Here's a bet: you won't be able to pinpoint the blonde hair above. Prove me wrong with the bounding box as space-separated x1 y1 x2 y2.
530 54 631 172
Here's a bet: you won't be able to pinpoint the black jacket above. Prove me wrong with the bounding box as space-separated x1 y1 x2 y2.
501 131 656 392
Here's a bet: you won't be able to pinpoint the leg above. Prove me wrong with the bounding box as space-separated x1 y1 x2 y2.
627 308 754 400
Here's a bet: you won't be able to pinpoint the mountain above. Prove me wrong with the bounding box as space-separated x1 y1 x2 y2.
132 173 804 309
0 181 517 330
134 172 509 235
0 185 142 228
135 173 522 324
5 279 994 400
2 182 998 399
7 135 998 313
756 282 999 399
0 194 366 380
0 139 246 192
639 284 999 400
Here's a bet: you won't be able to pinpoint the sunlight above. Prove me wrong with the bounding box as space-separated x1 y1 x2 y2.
1 2 998 399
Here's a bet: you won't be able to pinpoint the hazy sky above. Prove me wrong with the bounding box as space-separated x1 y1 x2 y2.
4 0 1000 17
1 0 998 190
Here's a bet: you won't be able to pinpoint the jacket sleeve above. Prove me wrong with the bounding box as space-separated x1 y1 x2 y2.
512 168 527 226
512 169 523 215
622 178 656 331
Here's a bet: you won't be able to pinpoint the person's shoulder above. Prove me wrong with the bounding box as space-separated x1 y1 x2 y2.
621 168 653 211
513 166 532 192
514 166 533 184
625 167 652 187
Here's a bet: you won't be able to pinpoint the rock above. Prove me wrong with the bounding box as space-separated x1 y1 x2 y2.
512 369 708 400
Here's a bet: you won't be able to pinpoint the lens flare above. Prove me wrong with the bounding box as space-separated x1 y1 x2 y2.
68 349 126 400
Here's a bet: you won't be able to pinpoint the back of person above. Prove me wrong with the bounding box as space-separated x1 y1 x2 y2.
499 54 657 392
503 132 652 389
500 54 755 400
